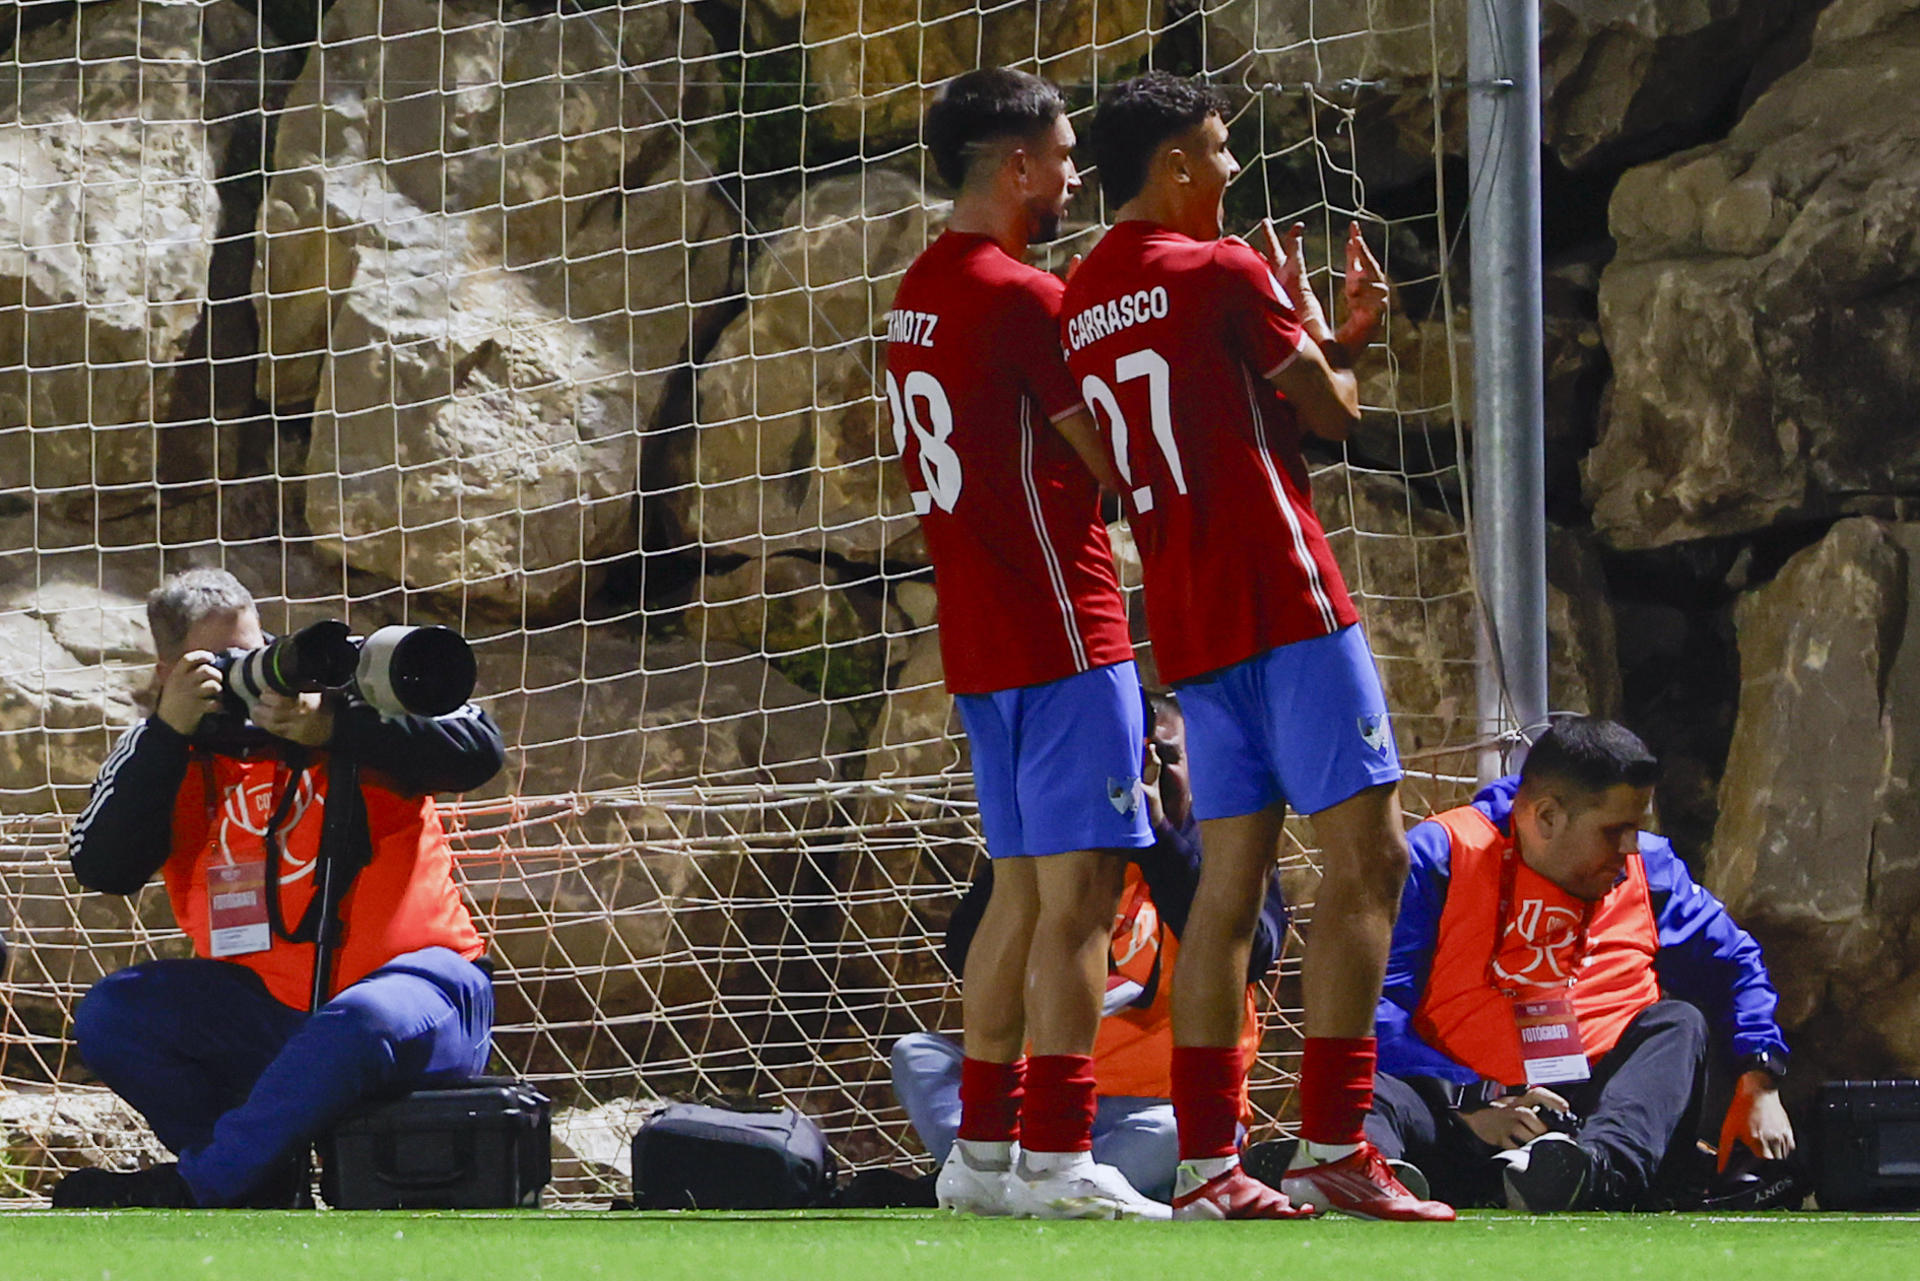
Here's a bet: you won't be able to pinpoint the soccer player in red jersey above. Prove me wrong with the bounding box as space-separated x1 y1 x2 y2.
883 68 1165 1220
1061 71 1454 1221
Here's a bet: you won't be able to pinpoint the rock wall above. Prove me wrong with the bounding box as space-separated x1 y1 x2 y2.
1708 518 1920 1077
4 0 1920 1127
0 0 273 526
747 0 1166 145
1582 0 1920 1084
1187 0 1807 181
1590 0 1920 551
260 0 736 621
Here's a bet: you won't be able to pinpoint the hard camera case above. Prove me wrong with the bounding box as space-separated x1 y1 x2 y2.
629 1100 836 1209
319 1079 551 1209
1813 1079 1920 1210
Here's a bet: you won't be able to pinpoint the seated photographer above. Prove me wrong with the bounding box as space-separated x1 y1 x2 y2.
893 691 1286 1203
54 569 504 1209
1368 717 1794 1212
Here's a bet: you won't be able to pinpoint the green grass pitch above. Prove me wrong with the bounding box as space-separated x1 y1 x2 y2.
3 1210 1914 1281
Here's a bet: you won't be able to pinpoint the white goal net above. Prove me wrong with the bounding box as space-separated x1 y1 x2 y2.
0 0 1488 1204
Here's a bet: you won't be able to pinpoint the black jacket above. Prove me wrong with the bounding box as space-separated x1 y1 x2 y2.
68 701 504 896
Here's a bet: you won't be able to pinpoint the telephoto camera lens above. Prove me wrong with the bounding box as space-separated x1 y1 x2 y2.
221 619 359 709
353 625 476 718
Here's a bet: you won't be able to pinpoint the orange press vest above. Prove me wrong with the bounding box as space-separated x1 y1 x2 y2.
163 750 483 1009
1094 867 1261 1116
1410 806 1661 1087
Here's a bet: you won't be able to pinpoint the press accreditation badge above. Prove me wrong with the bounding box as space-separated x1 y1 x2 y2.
1513 991 1590 1086
207 860 270 957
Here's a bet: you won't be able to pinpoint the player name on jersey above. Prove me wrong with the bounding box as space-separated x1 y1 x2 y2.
885 308 940 348
1063 285 1169 353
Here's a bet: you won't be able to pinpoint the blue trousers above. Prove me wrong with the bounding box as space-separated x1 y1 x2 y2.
74 947 493 1207
889 1032 1179 1202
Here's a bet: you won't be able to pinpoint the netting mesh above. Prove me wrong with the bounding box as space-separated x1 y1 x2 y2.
0 0 1483 1205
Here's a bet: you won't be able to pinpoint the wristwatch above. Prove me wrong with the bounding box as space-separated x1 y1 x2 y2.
1736 1049 1789 1084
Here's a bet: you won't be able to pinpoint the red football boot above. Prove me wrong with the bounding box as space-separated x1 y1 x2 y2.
1171 1161 1320 1220
1280 1141 1456 1222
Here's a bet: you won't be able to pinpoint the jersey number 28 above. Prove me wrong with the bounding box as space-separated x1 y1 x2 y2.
884 369 963 514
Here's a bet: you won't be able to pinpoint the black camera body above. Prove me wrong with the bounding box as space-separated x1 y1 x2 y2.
191 620 476 752
1533 1103 1581 1136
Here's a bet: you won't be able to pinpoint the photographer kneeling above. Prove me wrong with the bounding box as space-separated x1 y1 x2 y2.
54 569 503 1209
1369 718 1794 1212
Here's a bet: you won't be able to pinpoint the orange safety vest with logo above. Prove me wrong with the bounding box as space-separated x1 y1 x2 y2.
1411 806 1661 1087
1095 867 1261 1116
163 751 482 1009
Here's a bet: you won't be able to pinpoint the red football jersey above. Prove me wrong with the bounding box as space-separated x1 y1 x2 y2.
884 232 1133 695
1061 221 1358 684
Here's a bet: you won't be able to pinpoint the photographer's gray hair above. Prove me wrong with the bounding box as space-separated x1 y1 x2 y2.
146 569 256 658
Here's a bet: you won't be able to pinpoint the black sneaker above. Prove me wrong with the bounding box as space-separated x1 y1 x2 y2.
1501 1134 1595 1213
51 1163 197 1209
239 1154 315 1210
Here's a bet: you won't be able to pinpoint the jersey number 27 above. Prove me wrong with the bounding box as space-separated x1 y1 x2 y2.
1079 347 1188 514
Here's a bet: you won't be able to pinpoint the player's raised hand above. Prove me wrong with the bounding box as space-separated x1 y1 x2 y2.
1257 218 1330 337
1337 221 1391 348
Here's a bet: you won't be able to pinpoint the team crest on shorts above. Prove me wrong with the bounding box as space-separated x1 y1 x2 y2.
1107 777 1140 815
1357 714 1392 755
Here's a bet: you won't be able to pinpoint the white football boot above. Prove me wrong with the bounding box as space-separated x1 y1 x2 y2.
935 1141 1018 1216
1008 1153 1171 1221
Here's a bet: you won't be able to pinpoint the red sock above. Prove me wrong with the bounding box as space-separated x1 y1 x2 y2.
957 1056 1024 1144
1172 1044 1243 1160
1298 1036 1377 1146
1021 1054 1097 1154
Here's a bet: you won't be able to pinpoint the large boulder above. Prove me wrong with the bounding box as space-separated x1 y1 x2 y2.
857 581 960 789
466 796 832 1100
680 554 904 724
0 1085 171 1192
258 0 736 620
1314 463 1477 765
1589 0 1920 550
1707 517 1920 1075
474 630 855 801
747 0 1164 146
0 579 152 814
0 0 270 525
1192 0 1804 177
454 619 865 1093
1314 465 1618 783
675 171 935 566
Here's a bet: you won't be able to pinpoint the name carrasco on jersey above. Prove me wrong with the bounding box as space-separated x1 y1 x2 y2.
886 308 940 348
1064 286 1170 353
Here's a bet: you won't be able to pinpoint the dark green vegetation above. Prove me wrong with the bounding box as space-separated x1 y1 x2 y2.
3 1209 1915 1281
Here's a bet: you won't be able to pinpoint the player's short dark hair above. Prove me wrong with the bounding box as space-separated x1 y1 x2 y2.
923 68 1066 191
1518 717 1661 805
1090 71 1229 207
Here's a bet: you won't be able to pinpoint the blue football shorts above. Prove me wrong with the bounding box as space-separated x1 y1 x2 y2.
1175 624 1403 821
956 660 1156 858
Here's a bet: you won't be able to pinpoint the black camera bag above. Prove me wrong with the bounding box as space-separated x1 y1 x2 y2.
319 1078 551 1209
629 1101 837 1209
1814 1080 1920 1209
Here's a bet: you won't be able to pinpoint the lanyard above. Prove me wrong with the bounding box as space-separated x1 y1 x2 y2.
1486 840 1596 998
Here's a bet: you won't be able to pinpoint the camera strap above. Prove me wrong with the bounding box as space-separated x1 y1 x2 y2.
262 749 375 948
262 751 313 944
